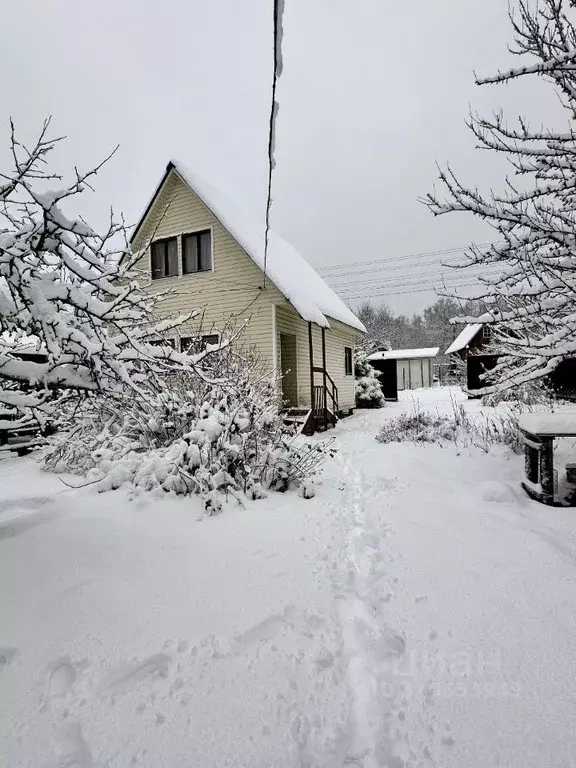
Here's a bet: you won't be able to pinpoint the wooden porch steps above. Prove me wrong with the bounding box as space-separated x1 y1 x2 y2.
282 408 314 435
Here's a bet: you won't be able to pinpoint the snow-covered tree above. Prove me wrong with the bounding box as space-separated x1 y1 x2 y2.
424 0 576 392
354 349 385 408
0 120 222 428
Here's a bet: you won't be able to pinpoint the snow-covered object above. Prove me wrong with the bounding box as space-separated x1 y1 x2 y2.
135 161 365 333
299 478 316 499
368 347 439 361
354 350 385 408
45 346 328 503
518 412 576 436
445 324 483 355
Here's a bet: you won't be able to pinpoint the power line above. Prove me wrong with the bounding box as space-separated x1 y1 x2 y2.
316 240 500 274
325 255 467 282
342 281 487 301
326 264 501 291
324 256 494 283
337 268 499 296
340 276 490 302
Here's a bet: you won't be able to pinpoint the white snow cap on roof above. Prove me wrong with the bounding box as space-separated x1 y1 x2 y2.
445 324 483 355
368 347 439 361
169 162 365 333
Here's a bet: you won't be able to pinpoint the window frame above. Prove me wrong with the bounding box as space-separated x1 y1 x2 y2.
150 236 178 280
182 228 213 275
344 346 353 376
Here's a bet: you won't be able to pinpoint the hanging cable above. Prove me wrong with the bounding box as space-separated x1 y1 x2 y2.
263 0 285 286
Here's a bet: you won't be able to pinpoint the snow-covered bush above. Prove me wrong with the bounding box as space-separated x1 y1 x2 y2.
354 350 385 408
45 347 333 509
376 402 526 454
376 411 457 444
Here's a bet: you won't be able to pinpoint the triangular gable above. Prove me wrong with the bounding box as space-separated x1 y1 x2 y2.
131 162 366 333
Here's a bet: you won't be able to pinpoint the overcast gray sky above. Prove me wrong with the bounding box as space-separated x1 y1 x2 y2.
0 0 564 314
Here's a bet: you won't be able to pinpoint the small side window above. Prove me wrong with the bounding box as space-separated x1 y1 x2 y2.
344 346 353 376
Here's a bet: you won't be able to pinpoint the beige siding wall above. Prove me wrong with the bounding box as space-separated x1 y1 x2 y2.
132 173 283 370
275 305 357 411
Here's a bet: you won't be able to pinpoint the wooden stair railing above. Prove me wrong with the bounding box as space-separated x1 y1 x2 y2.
312 367 339 430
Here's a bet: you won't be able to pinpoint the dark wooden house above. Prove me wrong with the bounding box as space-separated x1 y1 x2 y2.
445 324 499 395
446 324 576 400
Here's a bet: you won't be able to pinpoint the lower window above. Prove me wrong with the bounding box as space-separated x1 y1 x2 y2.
181 334 220 353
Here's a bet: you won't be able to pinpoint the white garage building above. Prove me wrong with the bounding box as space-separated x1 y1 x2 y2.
368 347 439 391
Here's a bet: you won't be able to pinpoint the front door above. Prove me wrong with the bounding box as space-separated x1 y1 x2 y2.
280 333 298 407
380 359 398 401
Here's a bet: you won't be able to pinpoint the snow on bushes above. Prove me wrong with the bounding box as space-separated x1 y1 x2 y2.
354 350 385 409
45 348 334 510
376 411 456 444
376 400 532 454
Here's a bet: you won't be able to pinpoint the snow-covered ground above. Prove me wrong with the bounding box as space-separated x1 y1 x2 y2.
2 387 576 767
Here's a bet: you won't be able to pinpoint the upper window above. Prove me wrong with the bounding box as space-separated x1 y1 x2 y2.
151 237 178 279
182 230 212 274
344 346 353 376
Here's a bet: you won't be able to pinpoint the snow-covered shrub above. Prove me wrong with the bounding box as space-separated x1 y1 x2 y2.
376 402 526 453
376 411 457 444
354 350 385 409
45 346 332 507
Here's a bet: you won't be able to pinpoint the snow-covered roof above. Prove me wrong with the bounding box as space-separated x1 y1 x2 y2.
519 412 576 437
368 347 440 361
132 161 365 333
445 324 483 355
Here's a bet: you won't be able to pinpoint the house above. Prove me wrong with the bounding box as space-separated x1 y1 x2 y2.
368 347 439 400
445 323 499 394
446 323 576 400
130 161 365 433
